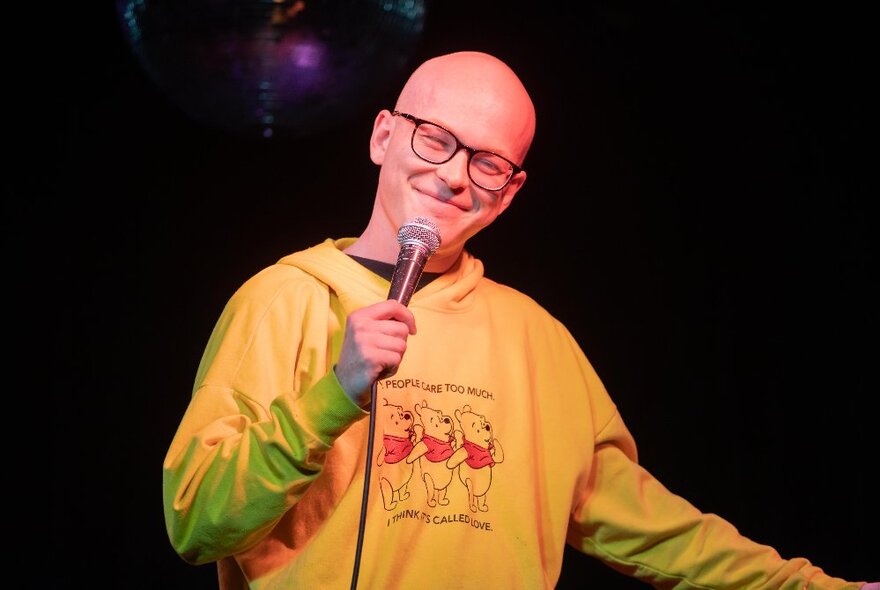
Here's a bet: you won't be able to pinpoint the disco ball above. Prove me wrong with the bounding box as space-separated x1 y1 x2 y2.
116 0 427 138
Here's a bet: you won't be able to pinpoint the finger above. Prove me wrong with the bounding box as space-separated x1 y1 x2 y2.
373 346 407 380
356 300 417 334
373 318 414 339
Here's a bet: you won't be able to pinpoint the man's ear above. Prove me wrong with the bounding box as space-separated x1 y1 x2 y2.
369 110 395 165
498 170 527 215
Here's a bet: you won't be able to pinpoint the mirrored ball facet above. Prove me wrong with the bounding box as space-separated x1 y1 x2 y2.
116 0 427 138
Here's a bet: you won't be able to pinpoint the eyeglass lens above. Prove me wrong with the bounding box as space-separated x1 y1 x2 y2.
412 123 514 191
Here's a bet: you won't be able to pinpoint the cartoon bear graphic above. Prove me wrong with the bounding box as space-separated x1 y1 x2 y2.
375 399 417 511
406 400 457 507
447 405 504 513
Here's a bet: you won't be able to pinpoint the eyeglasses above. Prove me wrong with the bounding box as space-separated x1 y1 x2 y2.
392 111 524 191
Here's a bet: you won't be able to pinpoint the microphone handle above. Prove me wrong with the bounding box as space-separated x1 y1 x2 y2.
388 244 430 306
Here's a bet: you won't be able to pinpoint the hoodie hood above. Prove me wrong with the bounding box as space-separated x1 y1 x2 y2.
277 238 485 315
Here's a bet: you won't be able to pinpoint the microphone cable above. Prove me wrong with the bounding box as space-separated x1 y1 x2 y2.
350 380 378 590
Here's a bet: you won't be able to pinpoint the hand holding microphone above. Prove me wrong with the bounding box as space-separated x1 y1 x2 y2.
335 218 441 406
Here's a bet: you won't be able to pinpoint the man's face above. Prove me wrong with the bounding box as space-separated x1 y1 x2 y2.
371 106 527 259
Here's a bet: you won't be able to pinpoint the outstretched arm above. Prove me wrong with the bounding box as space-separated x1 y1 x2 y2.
568 411 867 590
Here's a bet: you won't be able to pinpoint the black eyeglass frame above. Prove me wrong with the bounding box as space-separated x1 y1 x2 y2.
391 110 524 191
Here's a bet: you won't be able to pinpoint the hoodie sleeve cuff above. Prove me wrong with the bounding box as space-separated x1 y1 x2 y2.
294 369 368 442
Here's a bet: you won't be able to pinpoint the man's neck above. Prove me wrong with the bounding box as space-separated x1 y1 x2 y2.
342 224 398 265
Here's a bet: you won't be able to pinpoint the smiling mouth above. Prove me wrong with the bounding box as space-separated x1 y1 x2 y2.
418 189 469 211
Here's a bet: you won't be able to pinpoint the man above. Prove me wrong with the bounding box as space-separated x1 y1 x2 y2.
163 51 873 589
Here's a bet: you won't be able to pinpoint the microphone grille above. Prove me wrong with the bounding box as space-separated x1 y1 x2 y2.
397 217 441 254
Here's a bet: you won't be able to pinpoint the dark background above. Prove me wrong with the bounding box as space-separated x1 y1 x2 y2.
14 1 876 588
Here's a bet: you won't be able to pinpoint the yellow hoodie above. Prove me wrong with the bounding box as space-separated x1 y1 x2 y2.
163 238 861 589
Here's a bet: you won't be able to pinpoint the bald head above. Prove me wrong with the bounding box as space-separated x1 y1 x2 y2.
394 51 536 166
352 51 537 267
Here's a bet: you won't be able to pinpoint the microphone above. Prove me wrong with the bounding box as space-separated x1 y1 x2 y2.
387 217 442 306
351 217 441 590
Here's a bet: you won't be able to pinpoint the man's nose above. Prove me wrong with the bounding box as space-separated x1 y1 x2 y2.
435 148 470 189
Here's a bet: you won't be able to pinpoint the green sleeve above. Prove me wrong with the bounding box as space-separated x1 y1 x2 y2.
162 269 365 565
568 412 861 589
163 370 365 565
